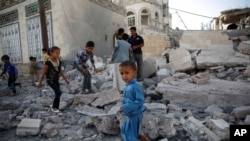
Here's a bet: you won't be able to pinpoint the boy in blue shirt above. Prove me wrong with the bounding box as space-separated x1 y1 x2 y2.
117 60 147 141
0 55 21 96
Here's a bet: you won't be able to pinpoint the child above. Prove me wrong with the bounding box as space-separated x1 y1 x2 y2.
117 60 147 141
0 55 21 96
38 46 70 113
29 56 39 86
74 41 97 93
42 48 50 64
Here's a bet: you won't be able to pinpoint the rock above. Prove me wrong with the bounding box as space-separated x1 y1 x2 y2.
95 62 105 72
41 123 59 138
238 41 250 55
243 66 250 77
142 58 158 79
144 103 167 114
213 111 229 121
36 98 53 107
143 78 157 87
0 101 21 111
68 81 81 94
141 114 176 139
49 116 62 124
91 88 121 107
244 115 250 124
99 81 113 91
162 77 179 85
156 69 170 82
61 93 74 106
168 47 195 72
76 105 106 116
209 66 224 71
85 115 120 135
204 119 229 140
73 94 98 105
167 104 182 112
188 72 210 85
159 138 168 141
154 56 167 69
231 106 250 119
145 89 162 100
235 52 250 59
204 104 223 115
216 72 227 78
16 118 42 136
59 101 67 110
173 72 189 79
183 116 221 141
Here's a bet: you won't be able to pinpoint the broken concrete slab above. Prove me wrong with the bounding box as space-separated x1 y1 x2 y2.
16 118 42 136
61 93 74 106
91 88 121 107
231 106 250 119
156 79 250 106
36 98 53 107
235 52 250 59
76 105 106 116
243 66 250 77
168 48 195 72
41 123 59 138
142 58 158 79
73 94 98 105
157 68 170 82
238 41 250 55
213 111 229 121
144 103 167 114
204 104 223 115
204 119 229 140
0 101 21 111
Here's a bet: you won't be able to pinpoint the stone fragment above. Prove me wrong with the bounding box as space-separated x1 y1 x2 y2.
238 41 250 55
244 115 250 124
167 104 182 112
168 47 195 71
41 123 59 138
36 98 53 107
73 94 98 105
243 66 250 77
143 78 157 87
156 69 170 82
0 101 21 111
144 103 167 114
159 138 168 141
91 88 121 107
16 118 42 136
204 119 229 140
231 106 250 119
145 89 162 100
235 52 250 59
142 58 158 79
213 111 229 121
49 116 62 124
188 72 210 85
59 101 67 110
204 104 223 115
61 93 74 106
76 105 106 116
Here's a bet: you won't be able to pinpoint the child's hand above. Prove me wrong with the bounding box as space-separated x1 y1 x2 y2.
82 68 88 74
37 82 42 89
65 80 70 85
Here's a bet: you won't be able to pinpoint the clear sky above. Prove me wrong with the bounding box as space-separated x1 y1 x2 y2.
169 0 250 30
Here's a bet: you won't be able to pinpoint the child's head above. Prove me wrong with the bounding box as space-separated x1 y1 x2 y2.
49 46 60 59
29 56 34 61
119 60 137 83
122 33 129 41
1 55 10 63
42 48 48 54
85 41 95 54
117 28 124 36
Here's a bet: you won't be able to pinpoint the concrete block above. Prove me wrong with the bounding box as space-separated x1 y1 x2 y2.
157 69 170 82
238 41 250 55
205 119 229 140
204 104 223 115
141 58 158 79
144 103 167 114
16 118 42 136
231 106 250 119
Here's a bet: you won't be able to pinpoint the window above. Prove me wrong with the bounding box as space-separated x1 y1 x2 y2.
127 11 135 27
141 9 149 26
155 12 159 28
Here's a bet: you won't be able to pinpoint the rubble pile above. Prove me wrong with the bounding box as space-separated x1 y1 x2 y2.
0 51 249 141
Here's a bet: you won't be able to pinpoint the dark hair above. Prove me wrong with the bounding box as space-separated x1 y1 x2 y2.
119 60 137 71
122 33 129 40
29 56 34 61
48 46 60 55
42 48 47 52
117 28 124 35
1 55 10 61
130 26 136 31
85 41 95 47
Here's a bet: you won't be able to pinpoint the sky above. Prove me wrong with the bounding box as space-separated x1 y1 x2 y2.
169 0 250 30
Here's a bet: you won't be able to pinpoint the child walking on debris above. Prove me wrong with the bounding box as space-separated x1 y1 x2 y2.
117 60 147 141
29 56 40 86
0 55 22 96
38 46 70 113
74 41 97 94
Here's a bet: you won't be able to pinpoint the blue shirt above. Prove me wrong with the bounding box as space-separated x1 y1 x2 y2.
128 34 144 54
121 79 145 116
1 62 18 77
74 49 95 69
112 40 132 63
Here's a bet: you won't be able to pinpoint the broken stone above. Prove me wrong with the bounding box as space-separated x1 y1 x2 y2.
213 111 229 121
154 56 167 69
167 104 182 112
244 115 250 124
76 105 106 116
157 69 170 82
238 41 250 55
243 66 250 77
41 123 59 138
141 58 158 79
59 101 67 110
36 98 53 107
173 72 189 79
188 72 210 85
235 52 250 59
162 77 179 85
145 89 162 100
91 88 121 107
73 94 98 105
216 72 227 78
0 101 21 111
49 116 62 124
204 104 223 115
61 93 74 106
204 119 229 140
143 78 157 87
144 103 167 114
168 48 195 72
231 106 250 119
16 118 42 136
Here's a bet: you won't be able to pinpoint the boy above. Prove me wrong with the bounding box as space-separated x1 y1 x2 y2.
29 56 39 86
42 48 50 64
0 55 21 96
74 41 97 93
117 60 147 141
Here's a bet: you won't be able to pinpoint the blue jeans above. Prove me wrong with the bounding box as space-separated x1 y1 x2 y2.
8 77 20 93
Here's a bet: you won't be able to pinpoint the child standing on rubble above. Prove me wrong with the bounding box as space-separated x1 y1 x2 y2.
74 41 97 94
117 60 147 141
29 56 39 86
0 55 22 96
38 46 70 113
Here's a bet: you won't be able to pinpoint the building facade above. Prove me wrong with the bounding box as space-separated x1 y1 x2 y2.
0 0 126 64
122 0 172 34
